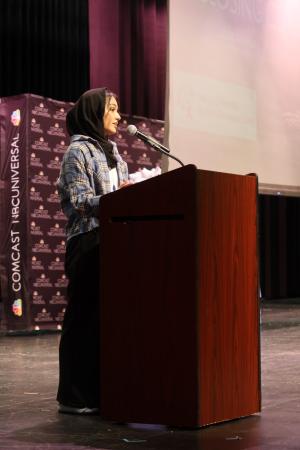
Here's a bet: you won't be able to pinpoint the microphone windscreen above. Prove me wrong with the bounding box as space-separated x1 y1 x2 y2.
127 124 137 136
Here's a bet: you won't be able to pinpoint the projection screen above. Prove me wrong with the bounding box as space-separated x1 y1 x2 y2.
166 0 300 194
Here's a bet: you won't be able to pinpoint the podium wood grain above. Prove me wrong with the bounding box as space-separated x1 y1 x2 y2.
99 165 260 427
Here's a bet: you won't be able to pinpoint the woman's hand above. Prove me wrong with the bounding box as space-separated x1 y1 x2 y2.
119 180 134 189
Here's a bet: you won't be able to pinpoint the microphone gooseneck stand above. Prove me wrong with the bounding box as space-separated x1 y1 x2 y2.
152 143 185 167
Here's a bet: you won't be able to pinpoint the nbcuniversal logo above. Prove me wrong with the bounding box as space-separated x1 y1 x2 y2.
12 298 22 316
11 109 21 126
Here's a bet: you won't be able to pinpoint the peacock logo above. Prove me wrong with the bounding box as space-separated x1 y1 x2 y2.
12 298 22 316
11 109 21 126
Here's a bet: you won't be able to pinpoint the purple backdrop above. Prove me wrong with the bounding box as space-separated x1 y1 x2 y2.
88 0 167 120
0 94 164 332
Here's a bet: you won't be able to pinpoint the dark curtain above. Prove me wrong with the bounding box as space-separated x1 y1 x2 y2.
0 0 166 116
259 195 300 300
89 0 167 120
0 0 89 102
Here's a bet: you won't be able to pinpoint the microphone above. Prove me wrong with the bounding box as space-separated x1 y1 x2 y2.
126 124 184 167
126 124 170 153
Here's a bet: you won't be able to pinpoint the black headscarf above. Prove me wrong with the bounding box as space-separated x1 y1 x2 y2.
66 87 116 166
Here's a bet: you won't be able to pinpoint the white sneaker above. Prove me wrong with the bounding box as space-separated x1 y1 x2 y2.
58 404 99 415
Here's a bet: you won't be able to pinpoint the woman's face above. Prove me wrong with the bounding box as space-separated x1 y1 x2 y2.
103 96 121 136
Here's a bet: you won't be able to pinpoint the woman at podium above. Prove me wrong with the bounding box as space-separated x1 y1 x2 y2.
56 88 130 414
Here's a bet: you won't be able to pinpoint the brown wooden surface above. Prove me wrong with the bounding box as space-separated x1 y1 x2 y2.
99 165 260 427
197 170 260 425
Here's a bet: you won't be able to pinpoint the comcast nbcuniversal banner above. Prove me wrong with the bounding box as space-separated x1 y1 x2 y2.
0 94 71 331
0 94 164 332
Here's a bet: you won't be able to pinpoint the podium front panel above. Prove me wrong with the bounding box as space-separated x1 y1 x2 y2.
99 165 260 427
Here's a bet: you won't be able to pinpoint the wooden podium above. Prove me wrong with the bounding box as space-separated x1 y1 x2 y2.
99 164 261 427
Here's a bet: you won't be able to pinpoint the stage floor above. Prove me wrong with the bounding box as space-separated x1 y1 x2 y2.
1 302 300 450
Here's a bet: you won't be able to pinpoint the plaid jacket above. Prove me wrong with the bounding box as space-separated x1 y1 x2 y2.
57 134 128 240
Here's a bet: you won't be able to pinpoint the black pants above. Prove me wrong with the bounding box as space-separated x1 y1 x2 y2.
57 229 100 408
